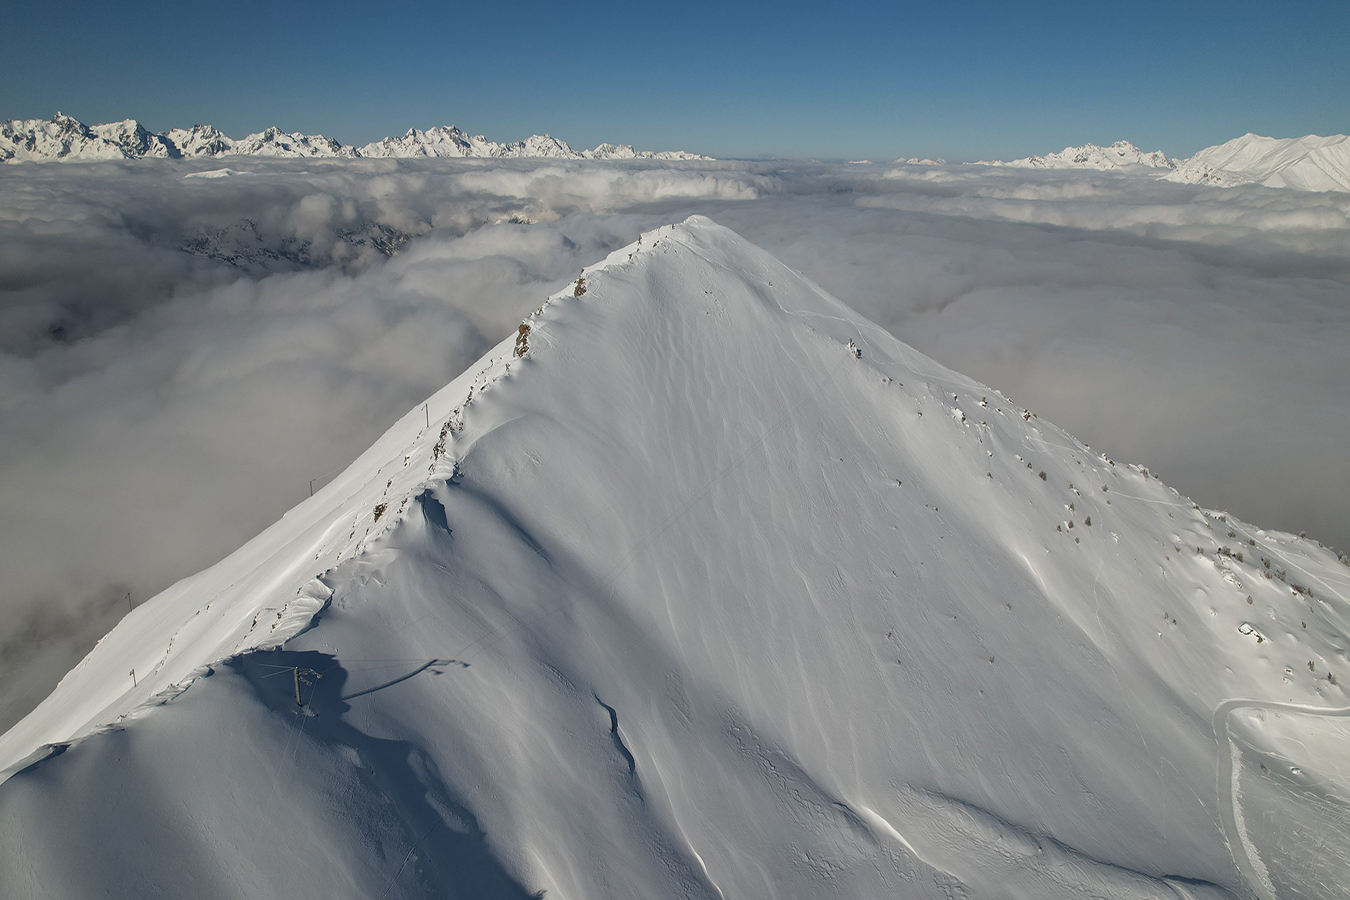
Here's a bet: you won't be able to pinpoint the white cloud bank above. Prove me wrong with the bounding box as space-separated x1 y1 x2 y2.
0 156 1347 730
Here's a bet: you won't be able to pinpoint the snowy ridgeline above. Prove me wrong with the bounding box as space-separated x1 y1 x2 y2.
7 111 1350 193
2 218 1349 899
0 113 710 163
966 134 1350 193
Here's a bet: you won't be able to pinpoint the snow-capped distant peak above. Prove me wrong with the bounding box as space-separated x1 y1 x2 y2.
358 127 709 161
91 119 178 159
583 142 709 160
1168 132 1350 192
0 112 138 162
971 132 1350 193
164 124 234 158
982 140 1177 170
1 113 710 163
358 126 468 158
228 126 356 159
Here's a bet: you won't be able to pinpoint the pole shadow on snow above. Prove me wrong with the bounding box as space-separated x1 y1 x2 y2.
341 659 469 702
234 648 543 900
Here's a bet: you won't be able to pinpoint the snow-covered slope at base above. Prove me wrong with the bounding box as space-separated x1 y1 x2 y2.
4 218 1349 900
1168 133 1350 192
0 113 709 162
979 140 1177 170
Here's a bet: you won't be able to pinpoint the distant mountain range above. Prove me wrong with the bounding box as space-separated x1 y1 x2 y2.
980 140 1179 171
973 134 1350 192
0 113 710 163
7 113 1348 193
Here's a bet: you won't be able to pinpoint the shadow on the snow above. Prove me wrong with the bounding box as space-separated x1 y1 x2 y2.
234 649 542 900
341 658 468 702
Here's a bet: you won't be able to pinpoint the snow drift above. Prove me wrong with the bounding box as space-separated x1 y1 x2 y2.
1 218 1348 899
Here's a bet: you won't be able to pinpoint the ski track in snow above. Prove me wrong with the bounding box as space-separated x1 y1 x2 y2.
1212 698 1350 900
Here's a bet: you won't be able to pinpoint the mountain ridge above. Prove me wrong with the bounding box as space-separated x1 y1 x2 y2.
1 217 1347 899
1166 132 1350 192
979 140 1178 170
978 133 1350 192
0 112 710 163
7 113 1348 192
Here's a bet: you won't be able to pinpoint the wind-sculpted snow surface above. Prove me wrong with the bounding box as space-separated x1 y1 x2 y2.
3 219 1347 899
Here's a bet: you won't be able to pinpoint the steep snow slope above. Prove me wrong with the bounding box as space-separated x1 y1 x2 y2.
1169 133 1350 192
981 140 1177 170
3 218 1348 900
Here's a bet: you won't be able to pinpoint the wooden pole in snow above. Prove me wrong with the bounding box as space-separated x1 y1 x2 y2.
130 668 136 687
294 667 303 706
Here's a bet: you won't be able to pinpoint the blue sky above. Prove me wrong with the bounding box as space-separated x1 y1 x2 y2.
5 0 1347 160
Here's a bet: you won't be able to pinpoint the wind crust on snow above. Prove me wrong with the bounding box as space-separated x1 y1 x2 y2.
2 216 1349 899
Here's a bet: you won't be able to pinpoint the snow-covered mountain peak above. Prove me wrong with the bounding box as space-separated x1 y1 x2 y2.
164 123 233 157
91 118 177 158
0 112 140 162
984 139 1178 170
1168 132 1350 192
973 132 1350 192
2 216 1347 899
1 113 710 162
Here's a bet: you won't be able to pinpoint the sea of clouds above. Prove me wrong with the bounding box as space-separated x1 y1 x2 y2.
1 156 1347 730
